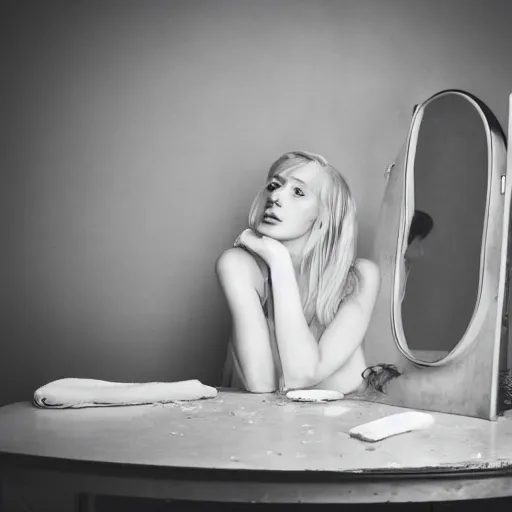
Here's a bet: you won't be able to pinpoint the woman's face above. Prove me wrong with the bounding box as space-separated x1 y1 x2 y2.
255 161 323 242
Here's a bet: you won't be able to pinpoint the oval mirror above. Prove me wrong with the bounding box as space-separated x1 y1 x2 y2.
363 89 509 419
394 91 491 365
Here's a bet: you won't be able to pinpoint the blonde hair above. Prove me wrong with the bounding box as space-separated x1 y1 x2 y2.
248 150 359 329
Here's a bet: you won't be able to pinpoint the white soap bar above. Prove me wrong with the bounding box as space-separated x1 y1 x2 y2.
286 389 344 402
349 411 434 442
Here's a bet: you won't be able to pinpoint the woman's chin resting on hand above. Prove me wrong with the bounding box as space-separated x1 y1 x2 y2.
216 151 380 395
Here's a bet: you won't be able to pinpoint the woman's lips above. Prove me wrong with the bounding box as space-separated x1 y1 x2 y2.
262 210 281 223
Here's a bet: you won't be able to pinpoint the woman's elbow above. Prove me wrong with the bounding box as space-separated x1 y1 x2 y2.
246 384 277 394
242 371 277 394
284 370 319 390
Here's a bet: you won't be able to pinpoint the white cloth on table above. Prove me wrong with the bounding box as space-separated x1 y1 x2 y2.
33 378 218 409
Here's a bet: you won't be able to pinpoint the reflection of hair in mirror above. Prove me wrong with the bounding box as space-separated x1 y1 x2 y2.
407 210 434 246
400 210 435 303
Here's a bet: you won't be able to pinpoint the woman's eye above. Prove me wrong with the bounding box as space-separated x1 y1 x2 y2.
266 182 280 191
294 187 305 197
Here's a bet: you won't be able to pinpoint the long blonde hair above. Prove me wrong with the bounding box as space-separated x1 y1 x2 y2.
248 150 359 329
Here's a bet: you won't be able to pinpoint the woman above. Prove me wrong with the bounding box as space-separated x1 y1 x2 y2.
216 151 380 394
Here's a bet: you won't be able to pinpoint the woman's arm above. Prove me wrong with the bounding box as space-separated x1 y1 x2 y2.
216 247 278 393
270 258 380 389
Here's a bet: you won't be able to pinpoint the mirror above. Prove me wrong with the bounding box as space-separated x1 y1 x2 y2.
398 94 489 364
362 89 510 420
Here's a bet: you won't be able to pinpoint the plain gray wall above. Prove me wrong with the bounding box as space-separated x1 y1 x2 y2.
2 0 512 406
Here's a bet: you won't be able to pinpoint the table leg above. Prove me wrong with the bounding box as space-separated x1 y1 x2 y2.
1 480 85 512
77 494 96 512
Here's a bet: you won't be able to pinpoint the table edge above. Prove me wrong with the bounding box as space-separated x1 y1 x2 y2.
3 452 512 503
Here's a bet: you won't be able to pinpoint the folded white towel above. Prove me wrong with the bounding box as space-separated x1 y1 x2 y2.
33 378 218 409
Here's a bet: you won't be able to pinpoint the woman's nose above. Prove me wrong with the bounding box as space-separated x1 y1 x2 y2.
269 189 282 207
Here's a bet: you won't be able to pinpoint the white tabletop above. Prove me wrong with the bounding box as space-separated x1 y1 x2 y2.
0 389 511 474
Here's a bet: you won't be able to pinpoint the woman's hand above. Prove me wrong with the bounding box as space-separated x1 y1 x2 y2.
234 228 290 267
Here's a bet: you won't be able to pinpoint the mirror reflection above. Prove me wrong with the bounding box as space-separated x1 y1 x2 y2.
400 94 488 363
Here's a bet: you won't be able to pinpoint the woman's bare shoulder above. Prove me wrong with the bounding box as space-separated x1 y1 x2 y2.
216 247 266 289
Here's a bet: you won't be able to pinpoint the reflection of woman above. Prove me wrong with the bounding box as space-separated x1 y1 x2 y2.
400 210 434 301
216 151 380 394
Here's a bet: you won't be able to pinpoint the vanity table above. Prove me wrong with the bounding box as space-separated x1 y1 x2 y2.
1 389 512 511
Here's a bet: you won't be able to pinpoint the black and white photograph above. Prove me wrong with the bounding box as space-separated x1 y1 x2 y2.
2 1 512 511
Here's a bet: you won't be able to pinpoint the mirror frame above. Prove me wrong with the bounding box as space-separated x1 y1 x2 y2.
361 89 510 419
394 90 495 367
